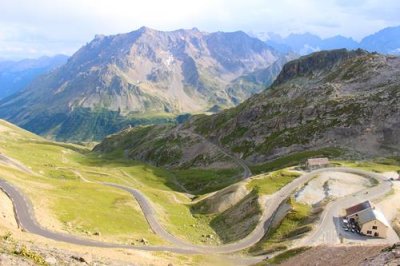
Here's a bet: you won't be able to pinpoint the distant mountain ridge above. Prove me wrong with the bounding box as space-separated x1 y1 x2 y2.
257 25 400 55
0 27 284 141
0 55 68 99
360 26 400 55
94 49 400 168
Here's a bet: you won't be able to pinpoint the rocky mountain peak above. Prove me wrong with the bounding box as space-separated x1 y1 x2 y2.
0 27 283 140
137 26 155 32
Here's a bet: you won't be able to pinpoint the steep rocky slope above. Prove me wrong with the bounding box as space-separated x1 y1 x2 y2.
279 245 385 266
95 49 400 168
95 124 237 168
361 243 400 266
0 27 283 141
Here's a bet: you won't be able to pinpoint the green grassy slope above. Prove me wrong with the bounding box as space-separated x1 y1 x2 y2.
2 118 398 252
0 119 227 245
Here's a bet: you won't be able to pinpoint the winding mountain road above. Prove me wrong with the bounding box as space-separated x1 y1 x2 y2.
183 129 252 179
0 178 197 253
0 166 393 255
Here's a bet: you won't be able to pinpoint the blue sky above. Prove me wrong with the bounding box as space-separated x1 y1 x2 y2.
0 0 399 59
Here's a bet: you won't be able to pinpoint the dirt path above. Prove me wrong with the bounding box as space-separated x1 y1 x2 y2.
180 128 252 179
0 153 34 174
295 171 372 205
0 189 18 229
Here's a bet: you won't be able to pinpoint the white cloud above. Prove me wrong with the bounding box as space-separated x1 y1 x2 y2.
0 0 399 59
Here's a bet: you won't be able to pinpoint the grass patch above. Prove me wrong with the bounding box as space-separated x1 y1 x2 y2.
248 198 313 255
260 244 288 255
247 170 300 195
209 190 261 243
2 232 12 241
171 168 241 195
336 159 400 173
13 245 48 266
268 199 312 240
54 182 153 236
265 247 311 265
47 169 79 180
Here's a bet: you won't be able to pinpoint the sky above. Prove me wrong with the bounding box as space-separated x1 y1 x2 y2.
0 0 399 60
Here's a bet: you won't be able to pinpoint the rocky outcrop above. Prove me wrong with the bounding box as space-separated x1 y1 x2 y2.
361 243 400 265
273 48 367 85
192 183 250 214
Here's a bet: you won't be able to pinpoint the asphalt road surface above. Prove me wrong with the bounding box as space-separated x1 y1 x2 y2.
0 179 199 253
1 167 394 255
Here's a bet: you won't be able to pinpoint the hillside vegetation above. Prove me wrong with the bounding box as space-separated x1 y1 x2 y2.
0 119 240 245
96 49 400 169
0 119 313 248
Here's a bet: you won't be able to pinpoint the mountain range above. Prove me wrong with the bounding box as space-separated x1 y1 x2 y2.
95 49 400 169
257 25 400 55
0 27 285 141
0 55 68 99
1 25 400 142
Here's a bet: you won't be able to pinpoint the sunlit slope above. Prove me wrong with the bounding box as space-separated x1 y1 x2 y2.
0 119 222 245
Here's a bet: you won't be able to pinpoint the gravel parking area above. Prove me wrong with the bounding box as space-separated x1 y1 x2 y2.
295 172 372 205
